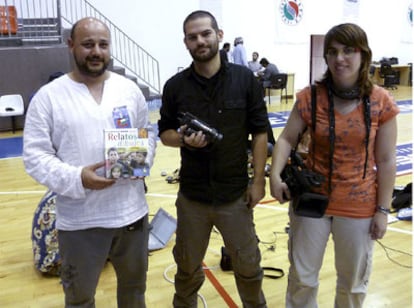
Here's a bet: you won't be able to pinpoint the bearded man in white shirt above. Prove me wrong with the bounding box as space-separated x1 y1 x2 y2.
23 17 156 307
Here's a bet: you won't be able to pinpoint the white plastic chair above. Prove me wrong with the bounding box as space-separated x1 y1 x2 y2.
0 94 25 133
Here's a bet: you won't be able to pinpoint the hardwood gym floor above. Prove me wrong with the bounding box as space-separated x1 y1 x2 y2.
0 86 411 307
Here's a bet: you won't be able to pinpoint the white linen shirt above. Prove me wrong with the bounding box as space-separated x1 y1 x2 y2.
23 72 156 231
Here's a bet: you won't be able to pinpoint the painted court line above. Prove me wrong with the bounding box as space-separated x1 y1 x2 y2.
0 190 47 195
387 226 412 235
1 189 410 307
1 190 412 235
202 261 238 308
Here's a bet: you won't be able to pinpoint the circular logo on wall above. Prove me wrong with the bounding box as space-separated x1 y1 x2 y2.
279 0 304 26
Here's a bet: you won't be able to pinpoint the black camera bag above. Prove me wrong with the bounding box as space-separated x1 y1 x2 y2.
281 152 328 218
292 192 329 218
281 84 329 218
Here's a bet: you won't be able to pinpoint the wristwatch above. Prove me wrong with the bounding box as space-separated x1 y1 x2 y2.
376 205 391 215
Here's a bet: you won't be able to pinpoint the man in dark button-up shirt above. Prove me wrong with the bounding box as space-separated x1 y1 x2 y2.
158 10 269 308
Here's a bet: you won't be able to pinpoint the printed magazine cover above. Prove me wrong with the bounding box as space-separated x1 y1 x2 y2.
104 128 150 179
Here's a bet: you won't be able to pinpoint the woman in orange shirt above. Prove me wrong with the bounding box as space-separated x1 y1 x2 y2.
270 23 399 308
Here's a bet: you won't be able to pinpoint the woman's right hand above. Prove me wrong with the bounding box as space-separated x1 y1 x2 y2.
269 173 291 203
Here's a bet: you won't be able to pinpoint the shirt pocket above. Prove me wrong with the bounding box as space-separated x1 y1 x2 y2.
224 98 247 110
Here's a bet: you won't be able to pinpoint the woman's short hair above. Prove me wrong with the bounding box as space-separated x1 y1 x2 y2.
322 23 373 95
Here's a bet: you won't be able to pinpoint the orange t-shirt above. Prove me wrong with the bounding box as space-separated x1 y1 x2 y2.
296 85 399 218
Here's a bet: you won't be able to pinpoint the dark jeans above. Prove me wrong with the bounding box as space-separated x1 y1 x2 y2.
58 215 149 308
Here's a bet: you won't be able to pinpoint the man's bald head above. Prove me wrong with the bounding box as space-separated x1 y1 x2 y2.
68 17 111 79
70 17 110 41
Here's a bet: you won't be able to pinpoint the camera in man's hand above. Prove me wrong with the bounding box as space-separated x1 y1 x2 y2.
281 150 328 218
178 112 223 143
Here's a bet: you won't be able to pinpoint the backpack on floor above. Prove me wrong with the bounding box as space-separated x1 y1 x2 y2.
31 190 61 276
392 183 412 212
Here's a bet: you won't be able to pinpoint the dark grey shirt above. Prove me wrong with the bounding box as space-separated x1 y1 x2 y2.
262 63 280 87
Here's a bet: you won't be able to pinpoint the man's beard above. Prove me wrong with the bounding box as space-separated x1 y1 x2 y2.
74 55 109 77
189 41 219 63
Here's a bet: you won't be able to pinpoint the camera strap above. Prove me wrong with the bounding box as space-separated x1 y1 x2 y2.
262 266 285 279
311 85 317 133
327 87 336 193
312 82 372 193
220 246 285 279
311 85 317 171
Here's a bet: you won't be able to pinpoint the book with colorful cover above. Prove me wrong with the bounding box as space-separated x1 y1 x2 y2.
104 128 150 179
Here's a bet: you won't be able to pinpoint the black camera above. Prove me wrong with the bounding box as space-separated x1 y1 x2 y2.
281 150 328 218
178 112 223 143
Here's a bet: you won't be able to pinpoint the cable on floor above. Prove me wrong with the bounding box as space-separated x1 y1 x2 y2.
163 263 208 308
376 239 412 268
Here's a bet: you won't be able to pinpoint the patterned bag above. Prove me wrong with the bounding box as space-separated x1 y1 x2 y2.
31 190 61 276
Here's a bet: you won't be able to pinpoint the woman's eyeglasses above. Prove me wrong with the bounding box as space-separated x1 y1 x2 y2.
326 46 360 58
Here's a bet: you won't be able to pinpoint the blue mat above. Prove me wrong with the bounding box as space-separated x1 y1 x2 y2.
0 137 22 159
269 99 412 128
1 100 412 174
396 142 412 176
0 139 411 177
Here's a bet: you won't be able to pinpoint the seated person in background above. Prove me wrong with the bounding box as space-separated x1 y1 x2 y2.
247 119 275 177
265 119 276 156
248 119 275 157
248 51 263 74
258 57 280 88
297 129 310 160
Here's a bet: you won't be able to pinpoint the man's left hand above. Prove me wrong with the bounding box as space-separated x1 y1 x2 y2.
247 177 265 208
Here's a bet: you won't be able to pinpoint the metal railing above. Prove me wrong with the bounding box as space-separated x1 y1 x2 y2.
0 0 160 95
0 0 62 44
